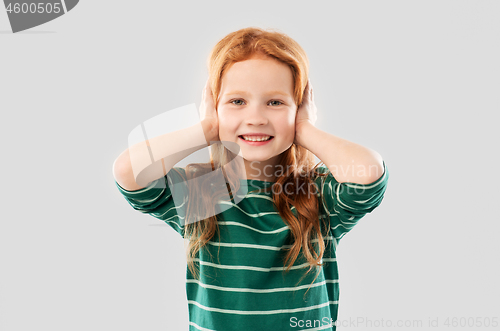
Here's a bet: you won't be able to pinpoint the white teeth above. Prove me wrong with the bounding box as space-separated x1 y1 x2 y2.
242 135 271 142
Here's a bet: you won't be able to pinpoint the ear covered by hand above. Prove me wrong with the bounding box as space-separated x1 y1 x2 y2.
199 78 220 142
295 79 318 131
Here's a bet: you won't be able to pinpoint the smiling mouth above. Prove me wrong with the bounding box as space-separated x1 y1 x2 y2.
238 135 274 142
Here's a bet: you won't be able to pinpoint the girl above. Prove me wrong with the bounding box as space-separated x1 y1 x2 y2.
113 27 389 331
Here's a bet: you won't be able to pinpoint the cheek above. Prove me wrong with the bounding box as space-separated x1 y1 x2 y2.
217 111 238 136
285 114 298 137
217 109 227 125
282 113 296 129
275 118 296 139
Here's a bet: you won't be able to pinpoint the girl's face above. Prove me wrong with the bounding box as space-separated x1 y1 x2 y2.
217 54 297 180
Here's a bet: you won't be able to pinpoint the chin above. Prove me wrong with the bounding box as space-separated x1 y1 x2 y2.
241 154 274 163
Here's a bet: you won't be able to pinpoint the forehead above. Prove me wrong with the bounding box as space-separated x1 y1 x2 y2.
220 57 294 94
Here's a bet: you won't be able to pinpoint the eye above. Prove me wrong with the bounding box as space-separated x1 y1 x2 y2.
269 100 283 106
230 99 245 106
229 99 284 106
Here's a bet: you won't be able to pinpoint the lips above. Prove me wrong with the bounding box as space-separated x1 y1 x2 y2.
238 136 274 145
238 135 274 141
239 133 273 136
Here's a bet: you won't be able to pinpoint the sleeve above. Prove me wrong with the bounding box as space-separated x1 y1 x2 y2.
315 161 389 245
114 167 189 237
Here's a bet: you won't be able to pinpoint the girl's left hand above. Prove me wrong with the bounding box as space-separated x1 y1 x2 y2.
294 79 318 145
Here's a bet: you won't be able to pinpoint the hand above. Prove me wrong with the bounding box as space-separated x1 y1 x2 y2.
199 78 220 142
294 79 317 145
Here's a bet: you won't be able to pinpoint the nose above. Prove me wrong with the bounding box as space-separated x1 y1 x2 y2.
244 105 269 126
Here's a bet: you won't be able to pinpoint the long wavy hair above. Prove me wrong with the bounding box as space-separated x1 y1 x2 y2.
180 27 331 285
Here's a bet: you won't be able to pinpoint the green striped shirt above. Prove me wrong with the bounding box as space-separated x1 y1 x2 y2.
115 162 388 331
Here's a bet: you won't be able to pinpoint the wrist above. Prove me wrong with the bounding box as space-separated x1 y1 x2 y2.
294 121 314 147
201 120 218 145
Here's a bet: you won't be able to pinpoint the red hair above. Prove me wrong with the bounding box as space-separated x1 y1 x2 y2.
181 27 330 287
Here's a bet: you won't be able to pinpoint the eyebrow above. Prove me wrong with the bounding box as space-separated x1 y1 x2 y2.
225 90 291 97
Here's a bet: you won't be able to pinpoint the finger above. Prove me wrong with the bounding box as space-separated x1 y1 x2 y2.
205 86 215 108
307 79 313 93
206 79 212 92
203 79 210 96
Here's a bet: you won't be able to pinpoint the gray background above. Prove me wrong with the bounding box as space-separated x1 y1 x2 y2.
1 0 499 330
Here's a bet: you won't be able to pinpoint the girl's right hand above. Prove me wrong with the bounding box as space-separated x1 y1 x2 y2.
199 78 220 142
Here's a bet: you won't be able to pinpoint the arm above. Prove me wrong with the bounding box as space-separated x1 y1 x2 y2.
295 122 384 184
113 120 217 191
